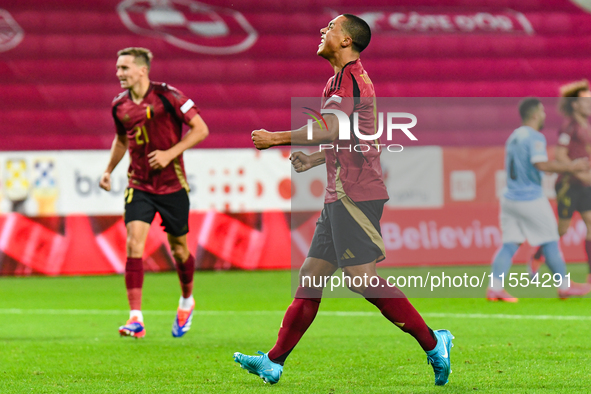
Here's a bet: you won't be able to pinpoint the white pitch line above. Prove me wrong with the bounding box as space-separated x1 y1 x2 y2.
422 312 591 321
0 309 590 321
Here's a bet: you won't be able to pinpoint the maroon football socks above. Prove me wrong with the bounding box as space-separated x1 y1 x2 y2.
125 257 144 310
267 278 437 365
176 254 195 298
268 286 322 365
363 277 437 351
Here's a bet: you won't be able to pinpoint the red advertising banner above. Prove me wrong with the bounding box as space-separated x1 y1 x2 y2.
1 202 586 276
1 142 588 275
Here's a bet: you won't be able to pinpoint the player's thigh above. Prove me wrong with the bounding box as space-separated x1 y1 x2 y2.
123 188 156 255
154 189 190 237
557 218 572 237
342 260 378 280
517 197 559 246
578 187 591 230
499 198 526 244
579 210 591 239
126 220 152 257
298 257 339 288
555 180 576 220
124 187 157 227
328 197 387 268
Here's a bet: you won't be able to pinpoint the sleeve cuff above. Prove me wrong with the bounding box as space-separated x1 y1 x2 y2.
531 155 548 164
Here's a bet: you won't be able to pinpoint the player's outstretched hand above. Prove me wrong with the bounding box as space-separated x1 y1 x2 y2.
290 151 313 172
148 150 173 170
99 172 111 191
252 129 274 150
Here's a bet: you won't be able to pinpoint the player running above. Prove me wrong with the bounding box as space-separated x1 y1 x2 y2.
99 47 209 338
487 98 591 302
528 80 591 284
233 14 454 386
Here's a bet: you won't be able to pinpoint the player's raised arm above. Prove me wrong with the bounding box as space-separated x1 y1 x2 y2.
534 157 590 174
148 114 209 170
100 133 129 191
251 114 339 150
555 145 571 164
290 151 326 172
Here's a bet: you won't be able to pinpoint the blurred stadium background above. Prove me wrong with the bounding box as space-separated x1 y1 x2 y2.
2 0 591 274
1 1 591 392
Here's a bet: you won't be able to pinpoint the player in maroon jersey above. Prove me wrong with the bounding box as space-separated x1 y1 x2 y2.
99 47 209 338
234 15 453 386
528 80 591 285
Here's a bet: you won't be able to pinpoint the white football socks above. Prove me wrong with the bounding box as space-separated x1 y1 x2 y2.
491 277 504 290
179 295 194 310
130 310 144 322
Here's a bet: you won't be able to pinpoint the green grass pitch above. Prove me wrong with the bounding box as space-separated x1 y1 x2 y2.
1 264 590 393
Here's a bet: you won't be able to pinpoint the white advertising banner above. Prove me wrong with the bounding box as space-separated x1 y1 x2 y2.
290 146 444 211
381 146 444 208
0 149 292 215
0 147 444 215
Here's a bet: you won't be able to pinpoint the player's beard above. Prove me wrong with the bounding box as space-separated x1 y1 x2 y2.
538 119 545 131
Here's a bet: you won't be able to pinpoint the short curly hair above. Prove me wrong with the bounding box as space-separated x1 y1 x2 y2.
558 79 590 117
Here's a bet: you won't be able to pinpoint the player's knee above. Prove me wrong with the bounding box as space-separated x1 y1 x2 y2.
342 268 368 294
298 264 315 280
298 270 320 288
170 244 189 263
298 266 329 288
126 237 145 258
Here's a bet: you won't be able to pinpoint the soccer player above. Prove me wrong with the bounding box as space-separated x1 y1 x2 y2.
99 47 209 338
528 80 591 284
233 14 454 386
487 98 591 302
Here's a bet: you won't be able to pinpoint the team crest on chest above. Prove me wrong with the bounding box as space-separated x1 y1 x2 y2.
146 105 155 119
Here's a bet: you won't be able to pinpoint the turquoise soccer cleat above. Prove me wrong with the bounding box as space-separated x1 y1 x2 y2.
233 351 283 384
426 329 454 386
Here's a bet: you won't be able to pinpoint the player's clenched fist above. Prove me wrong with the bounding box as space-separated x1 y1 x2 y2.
99 172 111 191
252 129 274 150
290 151 313 173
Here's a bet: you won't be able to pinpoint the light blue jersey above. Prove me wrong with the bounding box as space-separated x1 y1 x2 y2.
504 126 548 201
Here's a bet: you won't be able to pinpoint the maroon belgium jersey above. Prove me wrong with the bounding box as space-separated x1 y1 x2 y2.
556 118 591 185
321 59 389 203
112 82 200 194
